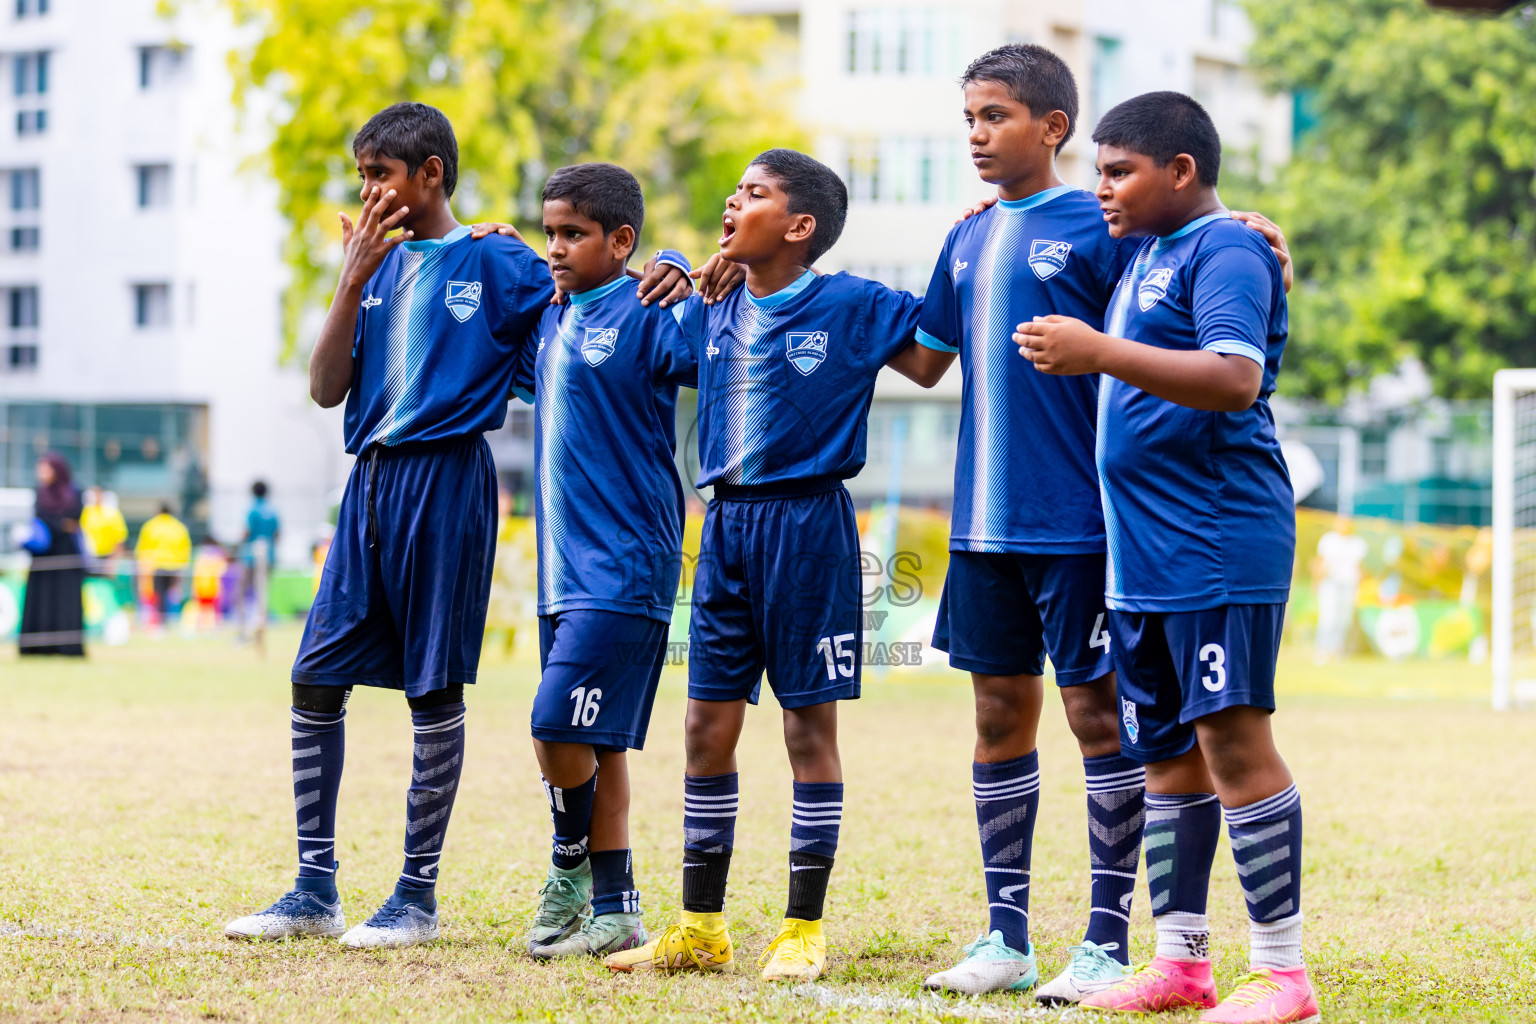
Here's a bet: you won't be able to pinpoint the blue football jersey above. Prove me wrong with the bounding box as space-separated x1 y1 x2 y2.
344 227 552 453
1096 213 1294 612
918 186 1139 554
516 275 698 622
674 271 922 487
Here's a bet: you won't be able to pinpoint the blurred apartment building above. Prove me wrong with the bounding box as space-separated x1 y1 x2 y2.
730 0 1294 506
0 0 342 563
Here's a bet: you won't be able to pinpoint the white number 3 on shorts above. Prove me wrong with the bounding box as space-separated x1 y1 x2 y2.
1199 643 1227 692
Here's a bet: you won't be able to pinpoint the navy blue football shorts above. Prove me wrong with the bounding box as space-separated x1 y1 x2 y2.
293 436 496 698
688 478 862 709
532 610 669 752
932 551 1113 685
1108 602 1286 764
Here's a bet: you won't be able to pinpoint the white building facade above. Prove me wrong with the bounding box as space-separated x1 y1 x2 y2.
733 0 1292 505
0 0 344 565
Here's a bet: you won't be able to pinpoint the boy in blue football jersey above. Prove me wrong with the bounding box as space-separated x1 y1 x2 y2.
606 149 937 981
1018 93 1316 1024
223 104 689 950
907 46 1292 1003
505 163 698 961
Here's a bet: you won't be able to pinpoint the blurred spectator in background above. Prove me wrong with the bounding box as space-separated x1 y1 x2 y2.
19 453 86 657
79 486 128 563
135 503 192 631
237 480 281 655
191 537 230 634
1312 517 1368 663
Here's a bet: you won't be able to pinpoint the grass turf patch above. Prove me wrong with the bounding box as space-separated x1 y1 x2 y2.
0 635 1531 1021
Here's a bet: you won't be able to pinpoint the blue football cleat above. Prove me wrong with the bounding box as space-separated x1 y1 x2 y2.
225 888 346 941
341 889 440 949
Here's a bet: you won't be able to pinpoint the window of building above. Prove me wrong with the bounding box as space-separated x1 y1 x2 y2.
13 51 48 95
1091 37 1123 128
7 285 38 328
845 136 961 206
138 45 188 90
15 109 46 135
135 164 172 208
15 0 51 16
9 167 39 210
134 283 171 328
7 344 37 370
845 8 963 77
10 226 39 251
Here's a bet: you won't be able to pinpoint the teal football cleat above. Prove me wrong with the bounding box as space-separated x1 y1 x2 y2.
531 911 646 960
526 861 592 953
1034 940 1135 1004
923 931 1038 995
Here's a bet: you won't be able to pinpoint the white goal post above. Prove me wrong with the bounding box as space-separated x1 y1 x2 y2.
1491 368 1536 710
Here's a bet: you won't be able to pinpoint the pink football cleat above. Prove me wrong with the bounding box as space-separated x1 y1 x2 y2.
1079 954 1218 1013
1200 967 1320 1024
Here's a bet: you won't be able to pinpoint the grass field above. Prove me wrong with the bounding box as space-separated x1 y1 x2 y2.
0 633 1533 1022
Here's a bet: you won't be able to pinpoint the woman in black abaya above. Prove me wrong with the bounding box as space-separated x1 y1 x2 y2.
18 452 86 657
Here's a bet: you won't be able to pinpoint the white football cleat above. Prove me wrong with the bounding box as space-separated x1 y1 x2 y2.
340 894 439 949
225 888 346 941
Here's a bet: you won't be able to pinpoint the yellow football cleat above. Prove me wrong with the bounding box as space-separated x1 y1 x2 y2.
604 910 734 973
758 918 826 982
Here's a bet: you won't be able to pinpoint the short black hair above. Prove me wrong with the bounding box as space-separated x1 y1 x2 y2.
252 480 268 499
747 149 848 264
353 102 459 198
541 163 645 258
158 502 173 516
1092 91 1222 186
960 44 1079 153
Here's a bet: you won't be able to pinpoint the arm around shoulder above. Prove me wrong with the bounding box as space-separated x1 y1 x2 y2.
886 340 956 388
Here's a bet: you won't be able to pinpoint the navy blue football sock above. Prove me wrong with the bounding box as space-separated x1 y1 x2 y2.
1145 791 1220 960
681 772 738 914
1082 752 1146 962
543 770 596 871
590 848 640 917
1226 784 1304 969
291 705 346 898
397 702 466 891
974 751 1040 952
787 780 842 921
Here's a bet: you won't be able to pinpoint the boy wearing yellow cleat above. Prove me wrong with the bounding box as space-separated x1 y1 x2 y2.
606 149 937 980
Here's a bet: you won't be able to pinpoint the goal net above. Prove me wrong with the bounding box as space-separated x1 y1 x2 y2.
1491 369 1536 709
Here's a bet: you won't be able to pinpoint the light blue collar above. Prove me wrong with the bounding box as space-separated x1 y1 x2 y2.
995 184 1076 212
746 269 816 309
401 224 471 252
569 274 631 306
1160 211 1228 241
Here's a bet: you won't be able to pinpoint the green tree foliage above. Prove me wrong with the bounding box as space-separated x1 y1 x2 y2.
1242 0 1536 399
222 0 801 357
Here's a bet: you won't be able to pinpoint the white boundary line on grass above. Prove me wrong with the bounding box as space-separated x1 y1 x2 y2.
769 982 1092 1020
0 922 230 953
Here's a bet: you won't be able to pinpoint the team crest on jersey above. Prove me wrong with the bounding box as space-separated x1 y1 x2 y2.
953 257 968 276
1138 268 1174 311
360 295 382 310
445 280 482 322
1121 698 1140 743
582 327 618 366
785 331 828 375
1028 240 1072 281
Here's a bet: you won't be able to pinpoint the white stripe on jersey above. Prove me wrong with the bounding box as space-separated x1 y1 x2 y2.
367 247 452 447
537 305 588 605
965 210 1025 550
715 300 779 486
1097 238 1160 601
